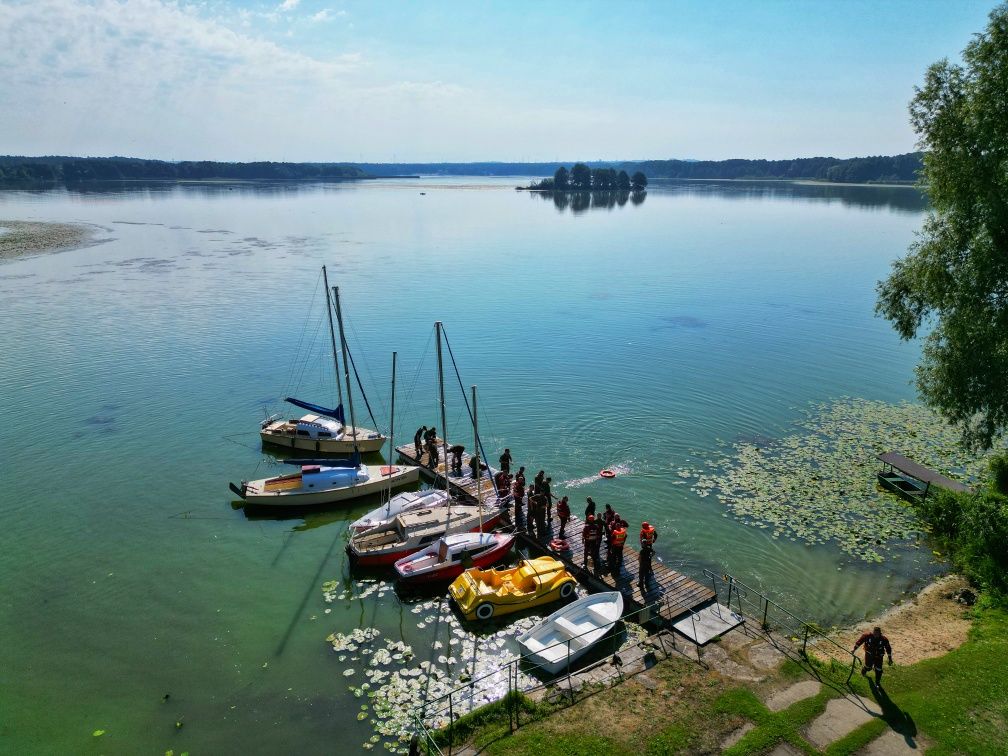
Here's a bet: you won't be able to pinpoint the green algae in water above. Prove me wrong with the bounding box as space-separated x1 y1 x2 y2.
686 398 1005 562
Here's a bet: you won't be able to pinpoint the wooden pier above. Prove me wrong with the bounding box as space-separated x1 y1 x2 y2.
396 438 715 625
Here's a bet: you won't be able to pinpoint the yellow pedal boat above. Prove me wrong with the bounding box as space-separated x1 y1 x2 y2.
449 557 577 621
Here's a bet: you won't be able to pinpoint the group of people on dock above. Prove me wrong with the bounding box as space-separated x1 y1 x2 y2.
494 449 660 592
412 425 486 479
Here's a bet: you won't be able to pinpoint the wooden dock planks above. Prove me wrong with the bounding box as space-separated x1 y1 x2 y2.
395 438 714 623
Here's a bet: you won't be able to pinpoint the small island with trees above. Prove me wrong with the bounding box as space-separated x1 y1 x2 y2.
519 162 648 193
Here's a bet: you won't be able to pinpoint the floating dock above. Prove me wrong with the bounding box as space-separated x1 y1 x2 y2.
396 439 715 625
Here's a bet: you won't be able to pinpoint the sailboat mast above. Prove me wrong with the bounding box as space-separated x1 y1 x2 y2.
435 321 449 495
473 384 483 531
332 286 360 458
321 266 345 411
388 351 397 483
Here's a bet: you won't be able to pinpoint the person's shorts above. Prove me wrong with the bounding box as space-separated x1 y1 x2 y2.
864 653 883 671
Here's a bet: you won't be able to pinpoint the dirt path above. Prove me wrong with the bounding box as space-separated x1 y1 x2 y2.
812 574 974 667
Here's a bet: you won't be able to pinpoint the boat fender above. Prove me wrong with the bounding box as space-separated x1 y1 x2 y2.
600 469 616 478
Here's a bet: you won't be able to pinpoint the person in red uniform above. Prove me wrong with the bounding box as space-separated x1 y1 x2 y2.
608 519 628 577
853 626 893 687
557 496 571 538
512 471 526 530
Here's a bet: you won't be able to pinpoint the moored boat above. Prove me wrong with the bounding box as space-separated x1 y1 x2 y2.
347 505 505 567
230 461 418 507
517 591 623 674
448 557 577 621
394 532 515 584
349 489 451 533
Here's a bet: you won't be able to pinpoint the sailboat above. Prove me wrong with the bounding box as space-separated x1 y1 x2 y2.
231 287 418 507
259 266 386 454
347 323 504 565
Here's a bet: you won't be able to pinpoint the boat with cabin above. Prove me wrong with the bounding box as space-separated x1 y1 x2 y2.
259 266 385 454
230 460 418 507
349 489 451 533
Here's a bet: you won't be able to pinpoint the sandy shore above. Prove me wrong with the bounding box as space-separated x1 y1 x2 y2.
812 574 974 667
0 219 99 261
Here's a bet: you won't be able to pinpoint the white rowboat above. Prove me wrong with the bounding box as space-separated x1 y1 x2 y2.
517 591 623 675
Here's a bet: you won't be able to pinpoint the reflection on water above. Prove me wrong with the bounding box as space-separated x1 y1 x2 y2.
530 188 647 214
0 177 937 753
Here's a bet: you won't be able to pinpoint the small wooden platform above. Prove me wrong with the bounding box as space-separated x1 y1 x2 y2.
516 512 715 624
396 438 714 625
395 438 503 504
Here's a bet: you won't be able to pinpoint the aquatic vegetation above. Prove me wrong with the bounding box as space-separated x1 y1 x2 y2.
683 398 1003 562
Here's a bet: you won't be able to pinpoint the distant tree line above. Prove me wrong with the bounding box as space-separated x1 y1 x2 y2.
0 156 368 182
0 152 924 185
524 163 648 192
628 153 923 183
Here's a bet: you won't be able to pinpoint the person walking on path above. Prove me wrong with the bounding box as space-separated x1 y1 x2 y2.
413 426 427 459
542 477 553 520
533 470 545 497
854 627 893 687
499 448 512 475
532 491 548 542
557 496 570 538
581 514 602 576
584 496 597 521
426 437 439 468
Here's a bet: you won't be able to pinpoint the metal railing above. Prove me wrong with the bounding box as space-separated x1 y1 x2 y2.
702 569 862 684
409 593 697 753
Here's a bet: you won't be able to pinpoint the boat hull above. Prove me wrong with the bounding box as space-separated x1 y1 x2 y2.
260 424 387 454
395 535 515 584
238 466 419 507
517 592 623 675
348 509 505 567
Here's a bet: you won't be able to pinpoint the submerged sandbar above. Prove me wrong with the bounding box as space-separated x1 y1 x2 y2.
0 219 98 261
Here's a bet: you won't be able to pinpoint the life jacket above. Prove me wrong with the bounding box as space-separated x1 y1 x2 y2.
582 522 600 543
557 500 570 519
611 527 627 548
640 525 656 547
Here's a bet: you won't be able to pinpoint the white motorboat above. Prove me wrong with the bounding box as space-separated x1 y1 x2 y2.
393 532 515 584
347 504 505 567
349 489 451 533
517 591 624 675
230 461 418 507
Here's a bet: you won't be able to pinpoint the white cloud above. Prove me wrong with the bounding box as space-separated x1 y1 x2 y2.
278 0 300 11
311 9 332 22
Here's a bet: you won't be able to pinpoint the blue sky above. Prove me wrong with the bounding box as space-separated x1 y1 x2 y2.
0 0 999 161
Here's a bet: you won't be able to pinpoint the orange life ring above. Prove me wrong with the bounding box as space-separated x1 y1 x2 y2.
600 469 616 478
549 538 570 552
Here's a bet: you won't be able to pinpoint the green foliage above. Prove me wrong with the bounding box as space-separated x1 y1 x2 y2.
569 162 592 190
914 483 1008 599
990 453 1008 495
553 166 569 190
617 170 631 191
876 4 1008 450
620 153 922 183
631 171 648 190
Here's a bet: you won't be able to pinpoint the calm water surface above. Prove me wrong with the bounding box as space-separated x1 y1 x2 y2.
0 178 932 753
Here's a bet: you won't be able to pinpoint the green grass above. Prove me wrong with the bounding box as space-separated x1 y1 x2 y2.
430 604 1008 755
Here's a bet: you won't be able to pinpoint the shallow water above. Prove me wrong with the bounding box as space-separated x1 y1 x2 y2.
0 177 935 753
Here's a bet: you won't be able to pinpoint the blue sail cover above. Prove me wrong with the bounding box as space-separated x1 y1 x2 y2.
285 397 345 423
281 453 361 468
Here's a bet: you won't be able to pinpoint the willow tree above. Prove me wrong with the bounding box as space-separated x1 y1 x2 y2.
876 4 1008 450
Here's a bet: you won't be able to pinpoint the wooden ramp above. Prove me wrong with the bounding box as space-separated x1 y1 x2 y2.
397 438 714 625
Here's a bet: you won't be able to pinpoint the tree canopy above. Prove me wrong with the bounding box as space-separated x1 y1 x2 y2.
876 3 1008 450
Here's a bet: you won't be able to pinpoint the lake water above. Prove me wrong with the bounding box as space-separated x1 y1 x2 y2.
0 178 933 753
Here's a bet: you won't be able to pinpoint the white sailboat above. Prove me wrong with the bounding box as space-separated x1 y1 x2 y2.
260 266 386 454
232 286 418 507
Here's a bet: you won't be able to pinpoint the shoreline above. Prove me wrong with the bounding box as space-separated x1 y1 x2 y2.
811 573 974 666
0 219 103 262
